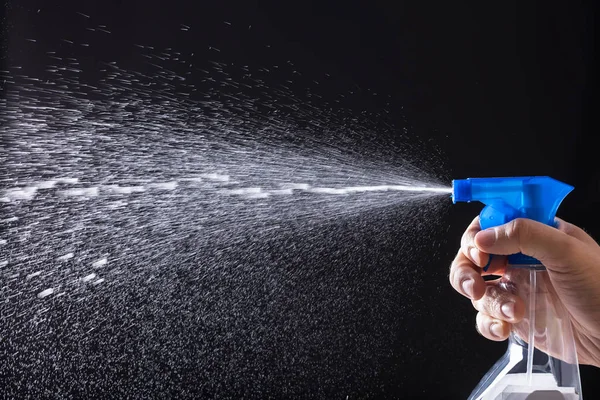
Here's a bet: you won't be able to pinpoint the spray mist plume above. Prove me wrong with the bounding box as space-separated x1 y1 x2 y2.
0 9 451 398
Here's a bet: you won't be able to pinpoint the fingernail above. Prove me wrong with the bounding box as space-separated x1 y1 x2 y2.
477 228 497 247
490 322 504 338
461 278 475 298
501 302 515 319
469 247 482 266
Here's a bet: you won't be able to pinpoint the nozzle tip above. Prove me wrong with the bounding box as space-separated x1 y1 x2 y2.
452 179 472 203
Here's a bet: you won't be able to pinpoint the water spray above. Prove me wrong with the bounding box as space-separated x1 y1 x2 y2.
451 176 581 400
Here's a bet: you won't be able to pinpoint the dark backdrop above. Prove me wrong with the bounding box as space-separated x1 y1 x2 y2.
1 0 598 398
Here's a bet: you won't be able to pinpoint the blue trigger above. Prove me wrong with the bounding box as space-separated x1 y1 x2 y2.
452 176 574 267
483 254 493 272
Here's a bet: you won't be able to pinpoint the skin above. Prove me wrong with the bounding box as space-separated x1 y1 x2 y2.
449 216 600 368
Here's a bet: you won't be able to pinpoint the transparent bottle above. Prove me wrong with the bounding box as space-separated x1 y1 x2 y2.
468 265 582 400
451 176 582 400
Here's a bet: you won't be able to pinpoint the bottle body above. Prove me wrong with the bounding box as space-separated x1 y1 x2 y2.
468 265 582 400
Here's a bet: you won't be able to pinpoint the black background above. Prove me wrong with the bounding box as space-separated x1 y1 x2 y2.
1 0 599 398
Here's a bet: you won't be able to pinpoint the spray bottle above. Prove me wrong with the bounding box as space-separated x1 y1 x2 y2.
452 176 582 400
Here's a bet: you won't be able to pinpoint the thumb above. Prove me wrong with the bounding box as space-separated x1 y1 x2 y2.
474 218 579 269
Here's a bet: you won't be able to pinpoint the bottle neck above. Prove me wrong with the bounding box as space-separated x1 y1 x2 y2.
507 264 546 271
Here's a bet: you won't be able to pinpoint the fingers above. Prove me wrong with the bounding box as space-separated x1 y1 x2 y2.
459 216 600 346
471 282 525 324
450 250 486 300
461 216 488 265
476 312 511 341
460 216 506 273
474 218 581 269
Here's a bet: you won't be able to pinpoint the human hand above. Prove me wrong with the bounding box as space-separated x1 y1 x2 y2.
449 216 600 367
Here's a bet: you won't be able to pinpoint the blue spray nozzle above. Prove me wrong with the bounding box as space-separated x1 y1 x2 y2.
452 176 574 265
452 179 472 203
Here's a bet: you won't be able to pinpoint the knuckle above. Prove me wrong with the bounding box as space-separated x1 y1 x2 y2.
475 313 494 339
449 253 460 285
490 296 505 318
461 217 480 249
449 271 461 291
557 219 573 235
505 218 528 242
475 313 483 335
484 286 505 317
449 253 473 290
460 231 470 250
